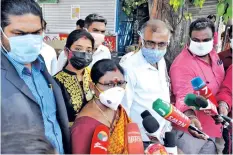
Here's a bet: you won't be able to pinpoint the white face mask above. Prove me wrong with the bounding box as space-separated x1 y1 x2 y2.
99 87 125 111
189 39 213 56
230 39 233 49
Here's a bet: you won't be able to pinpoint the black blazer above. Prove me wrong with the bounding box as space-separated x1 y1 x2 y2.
1 53 71 153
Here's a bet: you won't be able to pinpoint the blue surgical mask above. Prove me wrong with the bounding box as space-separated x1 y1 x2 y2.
1 29 42 64
141 47 167 64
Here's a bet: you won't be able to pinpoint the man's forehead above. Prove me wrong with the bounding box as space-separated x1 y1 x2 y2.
7 14 42 32
144 31 169 42
90 22 106 30
191 28 212 39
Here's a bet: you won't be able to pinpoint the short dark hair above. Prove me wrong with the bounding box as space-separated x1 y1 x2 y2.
76 19 85 28
189 18 215 37
1 0 44 30
84 13 107 28
207 15 216 22
1 130 56 154
65 29 95 50
91 59 124 84
43 19 47 30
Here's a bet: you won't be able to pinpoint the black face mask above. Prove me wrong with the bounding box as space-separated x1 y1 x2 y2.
69 51 93 70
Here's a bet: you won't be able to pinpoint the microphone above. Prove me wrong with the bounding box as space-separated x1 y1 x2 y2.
142 115 160 134
184 93 201 110
141 110 161 142
152 98 210 139
164 132 177 155
145 143 168 154
220 115 233 124
141 110 151 119
191 77 218 107
184 94 218 115
185 94 230 127
90 125 109 154
125 123 144 154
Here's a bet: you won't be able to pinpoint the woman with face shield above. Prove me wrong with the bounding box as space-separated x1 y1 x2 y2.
54 30 94 123
71 59 132 154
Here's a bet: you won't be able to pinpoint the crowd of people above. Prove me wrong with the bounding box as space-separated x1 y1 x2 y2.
1 0 232 154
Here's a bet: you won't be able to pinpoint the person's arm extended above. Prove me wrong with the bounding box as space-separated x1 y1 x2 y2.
216 65 232 115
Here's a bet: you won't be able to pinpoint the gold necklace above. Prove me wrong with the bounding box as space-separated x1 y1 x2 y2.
93 99 112 125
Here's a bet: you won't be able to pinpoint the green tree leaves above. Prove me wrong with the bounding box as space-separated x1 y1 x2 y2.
122 0 148 16
217 0 232 24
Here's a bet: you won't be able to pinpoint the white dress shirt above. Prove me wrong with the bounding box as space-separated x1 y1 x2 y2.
121 50 172 143
89 45 111 68
119 51 135 66
40 42 58 76
56 45 111 73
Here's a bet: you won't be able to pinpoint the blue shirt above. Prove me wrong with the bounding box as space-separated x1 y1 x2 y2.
4 52 64 154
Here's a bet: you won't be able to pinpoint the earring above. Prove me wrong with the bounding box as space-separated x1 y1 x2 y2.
91 90 95 95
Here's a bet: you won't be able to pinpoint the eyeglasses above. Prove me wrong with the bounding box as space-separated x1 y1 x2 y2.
98 81 127 88
142 39 168 49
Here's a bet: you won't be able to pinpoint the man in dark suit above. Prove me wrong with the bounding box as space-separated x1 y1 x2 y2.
1 0 70 153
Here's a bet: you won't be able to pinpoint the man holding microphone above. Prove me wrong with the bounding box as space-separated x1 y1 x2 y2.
170 18 225 154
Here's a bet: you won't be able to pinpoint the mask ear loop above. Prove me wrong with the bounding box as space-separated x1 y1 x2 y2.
0 27 10 53
93 84 103 100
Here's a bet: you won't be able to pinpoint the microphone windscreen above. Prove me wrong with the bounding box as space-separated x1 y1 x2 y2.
191 77 205 90
126 123 144 154
195 96 208 108
142 116 160 133
164 132 176 147
184 94 197 107
141 110 152 119
90 125 109 154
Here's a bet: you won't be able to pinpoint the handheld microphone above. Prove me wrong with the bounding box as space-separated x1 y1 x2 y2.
145 144 168 155
185 94 230 127
141 110 151 119
184 94 218 116
191 77 218 107
164 132 177 155
142 111 161 142
220 115 233 124
142 115 160 134
125 123 144 154
152 98 210 139
90 125 109 154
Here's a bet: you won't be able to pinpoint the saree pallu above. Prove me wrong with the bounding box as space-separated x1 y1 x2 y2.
107 106 131 154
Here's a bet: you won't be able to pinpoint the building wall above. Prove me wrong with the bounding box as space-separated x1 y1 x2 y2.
41 0 117 33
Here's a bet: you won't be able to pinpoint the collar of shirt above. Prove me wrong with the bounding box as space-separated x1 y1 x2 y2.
2 50 45 77
93 45 108 56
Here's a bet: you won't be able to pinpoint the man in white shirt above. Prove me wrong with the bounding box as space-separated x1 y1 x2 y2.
57 13 111 72
40 42 58 76
121 19 172 147
40 20 58 75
